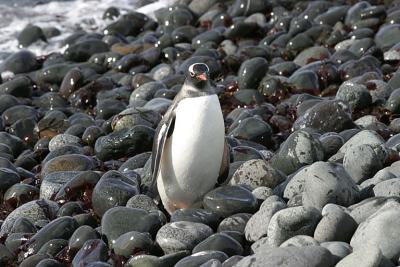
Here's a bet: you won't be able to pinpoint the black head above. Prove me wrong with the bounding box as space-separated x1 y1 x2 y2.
187 63 210 89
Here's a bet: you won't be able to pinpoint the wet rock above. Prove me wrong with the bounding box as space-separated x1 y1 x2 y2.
64 40 109 62
92 170 139 217
72 239 109 267
293 100 355 133
203 186 258 218
230 159 286 189
101 207 162 246
156 221 213 254
245 197 287 242
336 82 372 110
284 161 360 210
237 57 268 89
270 130 324 175
41 154 95 177
94 125 154 161
24 216 78 256
0 50 40 74
18 24 46 48
193 233 243 257
175 251 229 267
170 208 221 230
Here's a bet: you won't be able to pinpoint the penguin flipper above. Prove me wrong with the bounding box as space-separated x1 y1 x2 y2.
148 107 176 197
217 139 231 185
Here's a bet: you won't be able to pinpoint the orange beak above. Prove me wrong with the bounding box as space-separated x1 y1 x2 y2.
197 74 207 81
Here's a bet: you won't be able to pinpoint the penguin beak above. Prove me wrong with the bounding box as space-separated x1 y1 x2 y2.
197 74 207 81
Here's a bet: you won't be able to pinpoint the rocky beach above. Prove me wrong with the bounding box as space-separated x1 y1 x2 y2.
0 0 400 266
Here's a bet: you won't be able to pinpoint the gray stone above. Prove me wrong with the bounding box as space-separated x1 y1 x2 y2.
267 206 322 247
336 244 382 267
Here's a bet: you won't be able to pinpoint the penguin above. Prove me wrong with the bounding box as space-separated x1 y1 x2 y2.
149 63 230 214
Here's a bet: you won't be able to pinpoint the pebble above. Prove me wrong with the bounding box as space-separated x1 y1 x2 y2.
203 186 258 218
156 221 213 254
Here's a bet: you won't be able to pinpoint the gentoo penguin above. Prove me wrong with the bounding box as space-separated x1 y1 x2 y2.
149 63 230 214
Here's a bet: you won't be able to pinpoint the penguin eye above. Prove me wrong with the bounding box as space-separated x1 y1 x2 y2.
189 71 195 77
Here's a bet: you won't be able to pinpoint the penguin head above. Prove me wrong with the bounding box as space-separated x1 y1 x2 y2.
187 63 210 89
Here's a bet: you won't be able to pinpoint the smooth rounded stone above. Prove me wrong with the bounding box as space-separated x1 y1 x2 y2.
192 30 223 49
101 207 162 246
10 217 37 233
287 70 319 93
129 81 165 104
245 197 287 242
0 167 20 192
73 213 98 228
119 152 151 173
235 246 335 267
279 235 319 248
373 178 400 197
343 144 386 184
48 134 81 152
338 130 384 155
36 259 63 267
43 145 84 164
82 126 105 146
18 24 46 47
94 125 154 161
143 98 173 114
237 57 268 89
336 243 381 267
125 250 189 267
112 107 161 131
350 201 400 260
336 82 372 110
375 24 400 51
0 243 14 264
199 259 222 267
285 161 360 210
267 206 321 247
64 40 109 62
319 133 344 159
321 241 352 261
270 130 324 175
293 100 355 133
57 201 84 217
25 216 78 256
69 225 99 251
0 75 32 98
92 170 139 217
95 99 126 120
386 133 400 150
230 160 286 190
0 199 59 235
171 208 221 230
228 116 272 146
233 89 264 106
193 233 243 257
217 213 251 234
349 196 400 224
3 183 38 208
40 171 81 199
0 50 39 74
59 67 83 98
314 204 358 243
203 186 258 218
41 154 95 177
175 251 229 267
156 221 213 254
5 233 32 255
72 239 109 267
126 194 159 212
386 88 400 114
221 255 243 267
293 46 330 67
20 254 50 267
37 238 68 256
2 105 37 127
112 231 153 257
0 95 20 116
252 186 273 202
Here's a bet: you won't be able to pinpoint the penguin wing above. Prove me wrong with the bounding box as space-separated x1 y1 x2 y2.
217 139 231 185
148 104 176 195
